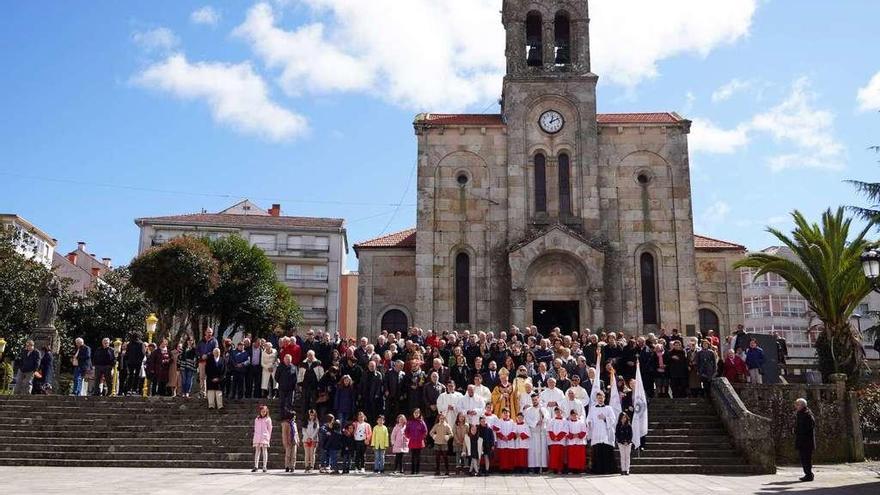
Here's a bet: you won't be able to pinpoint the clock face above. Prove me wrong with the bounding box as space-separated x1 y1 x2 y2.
539 110 564 134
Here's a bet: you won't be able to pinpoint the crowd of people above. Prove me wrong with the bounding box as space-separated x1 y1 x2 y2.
6 321 784 476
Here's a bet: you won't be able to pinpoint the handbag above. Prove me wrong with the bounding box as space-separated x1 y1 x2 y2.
316 391 330 404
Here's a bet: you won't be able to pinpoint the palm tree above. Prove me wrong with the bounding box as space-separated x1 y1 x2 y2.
846 144 880 223
733 208 873 382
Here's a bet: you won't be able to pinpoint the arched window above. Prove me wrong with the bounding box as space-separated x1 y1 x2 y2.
534 153 547 213
526 12 543 67
455 253 470 324
558 153 571 215
699 309 720 335
640 252 659 325
381 309 408 333
554 12 571 65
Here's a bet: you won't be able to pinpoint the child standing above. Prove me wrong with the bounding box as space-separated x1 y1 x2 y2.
318 414 336 473
478 415 495 476
429 412 453 476
326 421 342 474
302 409 321 473
283 411 300 473
513 412 530 474
390 414 409 474
371 415 389 474
546 407 568 475
566 409 588 473
616 412 633 475
464 424 483 476
340 422 355 474
452 413 469 475
252 404 272 473
405 409 428 475
353 411 373 473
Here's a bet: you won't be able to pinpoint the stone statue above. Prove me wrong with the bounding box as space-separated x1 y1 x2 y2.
37 274 61 328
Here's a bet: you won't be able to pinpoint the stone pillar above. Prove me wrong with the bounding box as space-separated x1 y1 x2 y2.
511 287 527 328
589 288 604 330
543 21 555 68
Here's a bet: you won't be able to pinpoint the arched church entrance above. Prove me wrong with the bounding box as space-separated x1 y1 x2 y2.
525 252 590 335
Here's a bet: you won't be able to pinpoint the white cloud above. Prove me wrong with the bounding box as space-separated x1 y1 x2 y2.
191 6 221 26
234 0 758 111
132 27 179 52
690 77 845 172
133 54 307 141
750 77 845 172
700 200 731 227
233 3 374 95
689 118 749 154
590 1 757 87
711 78 753 103
857 71 880 112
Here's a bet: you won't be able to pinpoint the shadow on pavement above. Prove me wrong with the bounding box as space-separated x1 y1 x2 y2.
756 481 880 495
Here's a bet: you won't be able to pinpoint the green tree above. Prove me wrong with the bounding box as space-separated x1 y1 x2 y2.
0 226 53 355
733 208 872 382
846 138 880 223
205 235 278 338
60 267 150 347
129 237 219 342
268 281 303 335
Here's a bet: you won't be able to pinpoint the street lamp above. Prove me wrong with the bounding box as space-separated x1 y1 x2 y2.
111 338 122 396
862 248 880 293
143 313 158 397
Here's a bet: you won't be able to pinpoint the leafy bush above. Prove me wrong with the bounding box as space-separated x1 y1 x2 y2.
857 383 880 439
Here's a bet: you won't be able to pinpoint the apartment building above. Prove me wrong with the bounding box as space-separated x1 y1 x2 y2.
0 213 56 267
135 200 347 332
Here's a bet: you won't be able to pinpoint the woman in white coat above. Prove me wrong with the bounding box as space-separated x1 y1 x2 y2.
260 342 277 398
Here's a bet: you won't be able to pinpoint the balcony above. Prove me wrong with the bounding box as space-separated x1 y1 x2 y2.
253 242 330 259
301 308 328 322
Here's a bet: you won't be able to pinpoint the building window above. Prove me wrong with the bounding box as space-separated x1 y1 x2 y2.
534 153 547 213
381 309 409 333
640 252 659 325
313 266 328 281
526 11 543 67
312 295 326 309
314 236 330 251
250 234 276 251
558 153 571 215
699 308 720 334
554 11 571 65
285 264 302 280
455 252 470 325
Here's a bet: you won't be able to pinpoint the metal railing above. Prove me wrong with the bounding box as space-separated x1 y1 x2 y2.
286 274 329 282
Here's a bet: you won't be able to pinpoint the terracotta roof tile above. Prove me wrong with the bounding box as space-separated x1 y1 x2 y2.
354 228 416 254
135 213 344 230
694 234 746 251
414 112 686 127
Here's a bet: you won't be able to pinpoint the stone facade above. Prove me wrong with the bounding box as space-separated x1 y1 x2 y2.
355 0 745 339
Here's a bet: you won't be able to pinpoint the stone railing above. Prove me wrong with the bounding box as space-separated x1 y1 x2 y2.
711 377 776 474
732 381 865 464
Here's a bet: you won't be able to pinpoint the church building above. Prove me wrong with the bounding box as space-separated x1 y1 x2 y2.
355 0 746 339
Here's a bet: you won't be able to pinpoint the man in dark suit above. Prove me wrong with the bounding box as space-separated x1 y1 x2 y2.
359 360 385 422
275 353 298 417
205 348 226 410
384 360 404 421
246 339 262 399
795 398 816 482
428 357 450 385
482 360 500 390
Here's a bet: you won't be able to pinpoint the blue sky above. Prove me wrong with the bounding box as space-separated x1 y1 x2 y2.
1 1 879 272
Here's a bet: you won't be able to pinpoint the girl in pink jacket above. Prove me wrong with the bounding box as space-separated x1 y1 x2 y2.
390 414 409 474
252 404 273 473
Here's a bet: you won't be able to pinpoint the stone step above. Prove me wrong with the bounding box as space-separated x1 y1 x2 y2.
629 464 763 475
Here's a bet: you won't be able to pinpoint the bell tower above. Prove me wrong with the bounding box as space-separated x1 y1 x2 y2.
501 0 600 240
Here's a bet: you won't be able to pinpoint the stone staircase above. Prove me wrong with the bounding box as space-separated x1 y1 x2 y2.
630 397 763 474
0 395 763 474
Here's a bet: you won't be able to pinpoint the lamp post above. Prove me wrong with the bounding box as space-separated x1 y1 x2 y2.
861 248 880 294
111 338 122 396
142 314 158 397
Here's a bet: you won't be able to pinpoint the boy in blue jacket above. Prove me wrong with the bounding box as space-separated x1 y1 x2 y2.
318 414 335 473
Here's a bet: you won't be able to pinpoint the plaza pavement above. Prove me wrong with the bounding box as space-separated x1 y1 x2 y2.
1 463 878 495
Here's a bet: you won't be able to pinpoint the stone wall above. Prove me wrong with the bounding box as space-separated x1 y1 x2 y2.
734 382 865 464
695 249 745 336
356 248 416 340
711 378 776 473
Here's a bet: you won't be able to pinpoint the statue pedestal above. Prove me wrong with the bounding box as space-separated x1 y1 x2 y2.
32 325 59 354
31 325 60 391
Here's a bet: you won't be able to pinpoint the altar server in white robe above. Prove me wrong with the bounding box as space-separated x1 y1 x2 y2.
546 407 569 474
586 391 617 474
523 393 549 472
